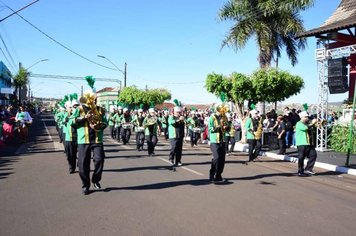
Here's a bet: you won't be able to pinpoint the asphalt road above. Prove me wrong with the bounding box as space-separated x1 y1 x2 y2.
1 113 356 236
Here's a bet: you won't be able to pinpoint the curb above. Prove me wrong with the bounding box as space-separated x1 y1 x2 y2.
233 143 356 176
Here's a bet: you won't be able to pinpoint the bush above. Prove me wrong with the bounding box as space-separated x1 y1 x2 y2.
329 124 356 153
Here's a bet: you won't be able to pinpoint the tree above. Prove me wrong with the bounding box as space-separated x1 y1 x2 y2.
13 66 30 105
251 68 304 108
206 72 254 120
218 0 313 68
118 86 171 109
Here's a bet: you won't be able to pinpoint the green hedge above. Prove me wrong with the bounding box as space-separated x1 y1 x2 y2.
329 125 356 154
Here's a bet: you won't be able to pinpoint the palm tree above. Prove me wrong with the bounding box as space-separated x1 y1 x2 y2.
13 66 30 105
219 0 314 68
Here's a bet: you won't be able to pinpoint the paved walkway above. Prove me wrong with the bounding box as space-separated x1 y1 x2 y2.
234 143 356 175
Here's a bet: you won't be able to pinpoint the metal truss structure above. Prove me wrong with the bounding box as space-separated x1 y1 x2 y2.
315 42 356 151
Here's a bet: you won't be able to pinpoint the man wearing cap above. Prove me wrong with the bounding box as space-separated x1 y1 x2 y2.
113 107 123 142
245 110 262 163
144 108 158 156
208 104 229 182
120 108 132 144
160 110 169 140
132 109 145 151
73 91 108 195
296 111 318 176
186 111 200 147
108 107 116 139
63 100 79 174
168 106 185 166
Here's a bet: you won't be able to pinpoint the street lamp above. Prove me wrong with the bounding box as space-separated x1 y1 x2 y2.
26 59 49 70
66 81 83 96
24 59 49 102
97 55 127 88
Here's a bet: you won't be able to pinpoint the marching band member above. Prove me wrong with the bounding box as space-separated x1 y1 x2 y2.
73 90 108 195
224 113 235 155
168 106 185 166
113 106 123 142
160 110 169 140
120 107 132 145
186 110 200 147
144 108 158 156
63 98 79 174
132 108 145 151
296 111 318 176
208 103 229 183
245 110 263 163
108 107 116 139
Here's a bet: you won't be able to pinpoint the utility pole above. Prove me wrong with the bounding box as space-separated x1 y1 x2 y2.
124 62 127 87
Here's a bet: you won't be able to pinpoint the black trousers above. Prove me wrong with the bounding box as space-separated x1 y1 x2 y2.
247 139 262 161
116 126 121 141
162 127 169 140
297 145 317 173
278 137 286 154
169 138 183 164
189 130 199 147
209 142 226 180
121 128 131 144
224 136 235 153
136 131 145 150
146 134 157 155
64 140 77 172
110 126 116 139
78 143 105 189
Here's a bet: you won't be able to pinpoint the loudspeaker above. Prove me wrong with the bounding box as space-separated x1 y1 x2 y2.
328 57 349 94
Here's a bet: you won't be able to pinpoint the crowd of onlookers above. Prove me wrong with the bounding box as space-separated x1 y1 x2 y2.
0 104 35 146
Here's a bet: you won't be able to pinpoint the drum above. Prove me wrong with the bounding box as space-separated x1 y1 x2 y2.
192 127 201 133
122 123 133 129
136 127 145 132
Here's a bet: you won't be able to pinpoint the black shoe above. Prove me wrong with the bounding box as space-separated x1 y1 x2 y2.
297 172 304 176
93 182 101 189
69 169 75 174
82 187 90 195
214 178 227 184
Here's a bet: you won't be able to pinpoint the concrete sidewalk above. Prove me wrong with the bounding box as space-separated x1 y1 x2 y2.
234 142 356 176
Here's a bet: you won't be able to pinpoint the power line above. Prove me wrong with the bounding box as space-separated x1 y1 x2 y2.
30 73 121 83
0 46 16 71
0 1 118 71
0 32 17 69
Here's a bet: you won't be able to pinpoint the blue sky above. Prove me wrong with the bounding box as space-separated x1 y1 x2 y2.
0 0 345 104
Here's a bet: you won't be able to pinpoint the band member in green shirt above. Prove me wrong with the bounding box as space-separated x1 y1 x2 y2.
168 106 185 166
72 91 108 195
209 104 229 183
296 111 317 176
144 108 158 156
186 111 200 147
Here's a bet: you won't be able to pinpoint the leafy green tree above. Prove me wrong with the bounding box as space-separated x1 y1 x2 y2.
13 66 30 105
206 72 254 120
218 0 313 68
118 86 171 109
251 68 304 108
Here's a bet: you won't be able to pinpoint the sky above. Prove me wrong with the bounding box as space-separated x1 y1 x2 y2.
0 0 346 105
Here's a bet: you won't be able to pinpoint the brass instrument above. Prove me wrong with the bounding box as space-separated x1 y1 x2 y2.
82 91 104 132
254 118 263 140
311 118 327 128
216 103 229 132
145 115 158 126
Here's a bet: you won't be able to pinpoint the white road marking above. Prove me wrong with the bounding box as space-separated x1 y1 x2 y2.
105 137 205 176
